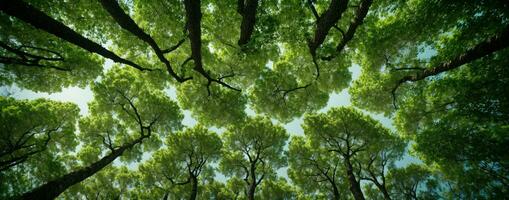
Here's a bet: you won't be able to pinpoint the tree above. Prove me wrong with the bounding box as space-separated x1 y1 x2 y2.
0 0 358 124
303 107 395 200
0 97 78 172
13 66 183 199
138 125 222 200
386 164 441 200
287 136 348 200
1 0 508 199
220 116 288 200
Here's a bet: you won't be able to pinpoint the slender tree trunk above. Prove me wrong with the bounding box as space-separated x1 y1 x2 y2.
332 183 341 200
308 0 349 55
247 162 257 200
335 0 373 53
237 0 259 46
344 157 365 200
189 175 198 200
373 181 391 200
17 136 147 200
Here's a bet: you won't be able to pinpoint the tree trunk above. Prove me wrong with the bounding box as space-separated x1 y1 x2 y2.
308 0 349 56
0 0 150 72
332 183 341 200
344 157 365 200
247 162 257 200
17 136 147 200
189 175 198 200
373 181 391 200
335 0 373 53
237 0 259 46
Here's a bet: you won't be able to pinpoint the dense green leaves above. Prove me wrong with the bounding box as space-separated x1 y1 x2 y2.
1 0 508 199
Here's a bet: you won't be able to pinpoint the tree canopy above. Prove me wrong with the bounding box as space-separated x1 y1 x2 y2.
1 0 508 199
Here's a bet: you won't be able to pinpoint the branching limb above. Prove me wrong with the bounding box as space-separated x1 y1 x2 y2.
322 0 373 61
0 0 156 72
391 24 509 108
161 38 187 54
98 0 191 82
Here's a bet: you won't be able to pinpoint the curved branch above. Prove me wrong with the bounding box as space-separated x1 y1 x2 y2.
308 0 349 56
98 0 191 82
322 0 372 61
391 24 509 108
0 0 155 72
161 38 187 54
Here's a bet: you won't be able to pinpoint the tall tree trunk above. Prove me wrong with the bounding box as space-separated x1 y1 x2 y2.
335 0 373 53
237 0 259 46
189 175 198 200
247 162 257 200
17 135 147 200
183 0 204 73
308 0 349 56
344 157 365 200
332 183 341 200
372 180 391 200
0 0 151 72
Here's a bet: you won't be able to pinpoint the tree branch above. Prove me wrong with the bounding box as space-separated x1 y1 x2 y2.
98 0 191 82
322 0 372 60
391 24 509 108
0 0 156 72
161 38 187 54
184 0 241 92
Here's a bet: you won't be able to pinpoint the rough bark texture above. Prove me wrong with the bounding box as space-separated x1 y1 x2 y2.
17 135 148 200
308 0 349 56
345 157 366 200
237 0 259 46
98 0 189 82
0 0 152 71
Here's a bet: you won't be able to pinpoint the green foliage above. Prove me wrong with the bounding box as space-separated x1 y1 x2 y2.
1 0 508 199
0 97 79 197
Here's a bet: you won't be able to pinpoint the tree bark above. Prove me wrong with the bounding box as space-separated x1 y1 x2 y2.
372 180 391 200
247 161 257 200
237 0 259 46
344 157 365 200
308 0 349 56
0 0 152 72
98 0 189 82
395 24 509 87
335 0 372 53
189 175 198 200
17 135 148 200
332 183 341 200
183 0 240 92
